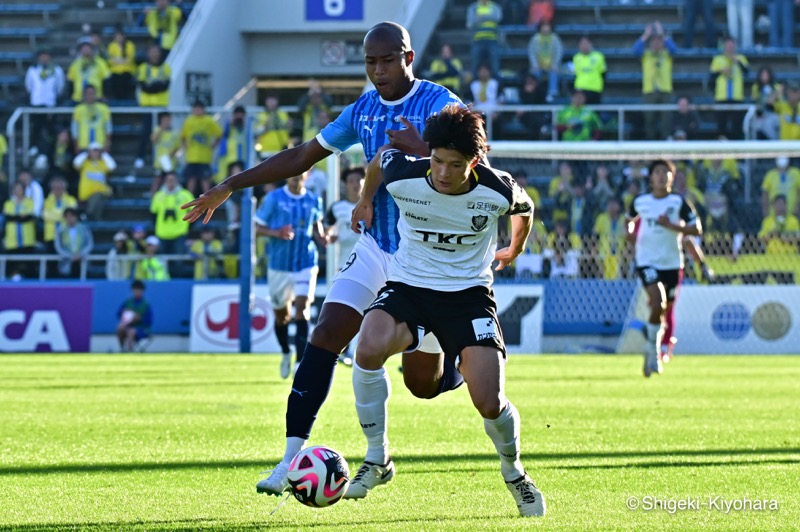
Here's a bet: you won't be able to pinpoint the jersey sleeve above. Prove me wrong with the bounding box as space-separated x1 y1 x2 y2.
507 178 534 216
679 197 698 224
380 149 424 185
254 194 273 226
627 196 639 218
316 103 357 155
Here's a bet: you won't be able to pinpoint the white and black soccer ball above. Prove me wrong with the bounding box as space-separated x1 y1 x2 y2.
286 446 350 508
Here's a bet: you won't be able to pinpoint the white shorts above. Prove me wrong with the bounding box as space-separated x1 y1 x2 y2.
268 266 319 308
325 233 442 354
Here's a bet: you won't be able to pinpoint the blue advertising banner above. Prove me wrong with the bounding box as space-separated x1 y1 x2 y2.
306 0 363 21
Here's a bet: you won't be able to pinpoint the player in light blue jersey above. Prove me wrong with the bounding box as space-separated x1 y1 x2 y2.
255 172 327 379
182 21 466 496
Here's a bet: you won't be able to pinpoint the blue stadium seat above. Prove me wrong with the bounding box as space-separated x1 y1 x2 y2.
102 25 150 37
0 28 49 48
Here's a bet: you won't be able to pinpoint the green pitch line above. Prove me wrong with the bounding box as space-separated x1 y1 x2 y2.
0 354 797 531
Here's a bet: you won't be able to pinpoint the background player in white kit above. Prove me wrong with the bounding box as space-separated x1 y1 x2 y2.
627 159 702 377
346 106 545 517
325 166 365 271
324 166 365 364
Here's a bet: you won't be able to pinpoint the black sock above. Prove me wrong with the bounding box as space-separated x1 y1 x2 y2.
275 323 290 354
286 343 340 439
294 319 309 363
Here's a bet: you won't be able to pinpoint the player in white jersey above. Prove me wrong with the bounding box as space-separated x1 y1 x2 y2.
345 106 545 517
325 166 364 271
324 166 365 364
627 159 702 377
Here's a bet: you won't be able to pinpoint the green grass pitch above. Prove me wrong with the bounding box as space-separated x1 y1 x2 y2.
1 354 798 531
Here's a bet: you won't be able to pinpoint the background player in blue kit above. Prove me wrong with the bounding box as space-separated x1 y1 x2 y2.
255 171 327 379
182 21 467 495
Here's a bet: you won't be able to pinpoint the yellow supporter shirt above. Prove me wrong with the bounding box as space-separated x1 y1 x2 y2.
72 102 112 150
107 40 137 75
255 110 291 155
42 193 78 243
700 158 740 179
67 56 111 101
76 158 113 201
180 115 222 164
3 198 37 250
762 167 800 214
153 128 179 171
759 214 800 255
137 62 171 107
641 49 673 94
774 99 800 140
190 238 224 279
146 6 183 51
573 50 606 93
710 54 748 101
135 257 170 280
215 125 248 183
150 187 195 240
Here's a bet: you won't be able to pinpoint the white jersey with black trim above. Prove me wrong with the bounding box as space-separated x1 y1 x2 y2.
628 192 697 270
380 148 533 291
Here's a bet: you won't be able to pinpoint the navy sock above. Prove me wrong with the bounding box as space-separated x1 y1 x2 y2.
275 323 290 354
286 343 340 439
432 355 465 398
294 319 309 363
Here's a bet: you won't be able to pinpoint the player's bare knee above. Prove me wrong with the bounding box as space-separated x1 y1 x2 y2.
475 396 503 419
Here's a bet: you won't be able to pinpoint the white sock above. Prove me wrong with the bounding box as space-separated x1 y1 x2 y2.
353 361 391 465
646 323 664 354
483 402 525 482
281 436 305 466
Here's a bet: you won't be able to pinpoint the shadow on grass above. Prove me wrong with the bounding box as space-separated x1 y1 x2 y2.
2 448 797 476
0 514 486 531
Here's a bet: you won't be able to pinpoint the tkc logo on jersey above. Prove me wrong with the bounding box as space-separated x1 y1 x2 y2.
415 230 476 245
193 294 274 348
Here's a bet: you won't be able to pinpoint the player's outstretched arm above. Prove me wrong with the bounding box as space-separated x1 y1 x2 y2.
495 214 533 271
351 145 390 234
182 140 331 224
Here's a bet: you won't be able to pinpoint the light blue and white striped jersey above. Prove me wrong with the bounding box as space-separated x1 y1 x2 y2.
255 185 323 272
316 79 462 254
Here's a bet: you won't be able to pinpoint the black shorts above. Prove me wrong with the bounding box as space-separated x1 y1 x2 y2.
183 163 212 181
365 281 506 362
636 267 683 301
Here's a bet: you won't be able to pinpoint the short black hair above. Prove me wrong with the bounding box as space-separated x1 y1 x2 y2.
774 194 787 204
63 207 79 217
422 105 488 161
648 159 676 176
233 105 246 115
131 280 145 291
192 100 206 108
157 111 171 121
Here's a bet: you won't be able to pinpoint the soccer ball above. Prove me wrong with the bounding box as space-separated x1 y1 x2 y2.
286 446 350 507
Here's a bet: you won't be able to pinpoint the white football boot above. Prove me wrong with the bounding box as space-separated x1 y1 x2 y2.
256 462 289 495
505 473 546 517
343 459 395 499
